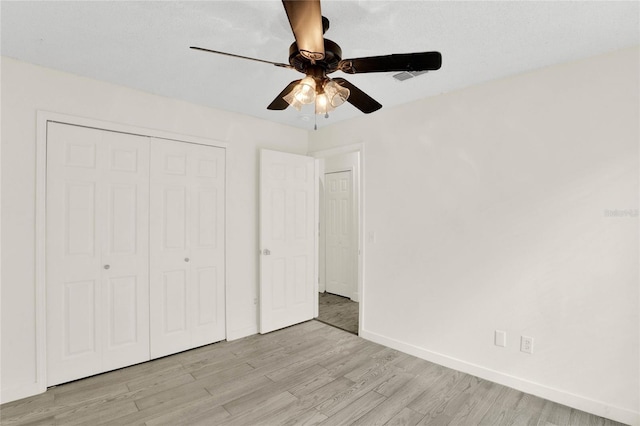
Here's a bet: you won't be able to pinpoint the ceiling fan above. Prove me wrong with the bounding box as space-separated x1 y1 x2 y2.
191 0 442 117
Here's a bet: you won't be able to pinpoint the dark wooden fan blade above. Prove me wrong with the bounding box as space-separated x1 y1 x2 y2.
333 78 382 114
190 46 293 69
282 0 325 61
267 79 302 110
338 52 442 74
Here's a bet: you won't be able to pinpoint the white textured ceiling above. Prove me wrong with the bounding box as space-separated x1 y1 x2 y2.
2 1 638 130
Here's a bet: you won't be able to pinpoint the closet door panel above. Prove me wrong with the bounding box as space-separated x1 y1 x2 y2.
63 279 99 356
47 124 104 385
162 269 188 333
150 140 192 358
150 139 225 358
195 267 217 325
106 275 139 346
190 143 225 346
100 131 150 371
47 123 150 385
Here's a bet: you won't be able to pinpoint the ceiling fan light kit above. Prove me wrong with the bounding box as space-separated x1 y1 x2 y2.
284 77 350 115
191 0 442 121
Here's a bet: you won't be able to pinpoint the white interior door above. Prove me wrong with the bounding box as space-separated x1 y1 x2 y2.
150 138 225 358
260 149 316 334
46 123 150 386
325 171 355 299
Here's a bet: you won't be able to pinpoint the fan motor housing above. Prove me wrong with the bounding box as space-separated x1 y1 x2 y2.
289 39 342 75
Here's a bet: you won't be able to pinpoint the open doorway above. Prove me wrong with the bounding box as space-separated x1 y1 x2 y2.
314 147 362 335
318 292 358 334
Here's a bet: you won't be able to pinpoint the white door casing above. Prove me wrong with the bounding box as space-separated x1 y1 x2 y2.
325 171 356 300
259 149 316 334
149 138 225 358
46 123 150 386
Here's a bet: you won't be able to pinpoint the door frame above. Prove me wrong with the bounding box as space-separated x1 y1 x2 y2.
34 110 227 394
308 143 365 335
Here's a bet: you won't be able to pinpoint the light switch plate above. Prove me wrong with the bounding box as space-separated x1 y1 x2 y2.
495 330 507 347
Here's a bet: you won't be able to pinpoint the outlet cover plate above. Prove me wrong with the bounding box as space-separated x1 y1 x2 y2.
521 335 534 354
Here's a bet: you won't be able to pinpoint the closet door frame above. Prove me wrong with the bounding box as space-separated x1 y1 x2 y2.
35 111 227 394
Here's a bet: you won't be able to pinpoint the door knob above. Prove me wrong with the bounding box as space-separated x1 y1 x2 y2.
263 249 271 255
184 257 190 262
104 265 110 270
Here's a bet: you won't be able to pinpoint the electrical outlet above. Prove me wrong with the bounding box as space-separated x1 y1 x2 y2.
521 336 534 354
495 330 507 347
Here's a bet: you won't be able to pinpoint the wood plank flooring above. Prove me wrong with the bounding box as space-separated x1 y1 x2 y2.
317 292 359 334
0 321 625 426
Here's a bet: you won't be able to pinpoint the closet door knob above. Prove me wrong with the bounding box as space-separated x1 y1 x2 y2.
104 265 110 270
184 258 190 262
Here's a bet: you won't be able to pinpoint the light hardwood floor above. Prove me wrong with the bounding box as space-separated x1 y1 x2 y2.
317 292 359 334
0 321 625 426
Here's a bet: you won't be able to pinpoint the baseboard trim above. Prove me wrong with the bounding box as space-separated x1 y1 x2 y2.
360 329 639 426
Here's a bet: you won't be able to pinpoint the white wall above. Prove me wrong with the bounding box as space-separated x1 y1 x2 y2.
0 57 308 402
309 47 639 424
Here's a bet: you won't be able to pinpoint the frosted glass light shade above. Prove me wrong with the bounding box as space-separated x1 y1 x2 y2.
324 80 350 107
283 91 304 111
284 76 317 110
294 76 316 104
315 93 335 115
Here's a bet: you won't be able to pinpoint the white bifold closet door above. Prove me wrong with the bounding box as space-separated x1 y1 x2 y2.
46 123 226 385
149 138 225 359
46 123 150 386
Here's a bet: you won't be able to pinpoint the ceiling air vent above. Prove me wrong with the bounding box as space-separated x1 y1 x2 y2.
392 70 429 82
